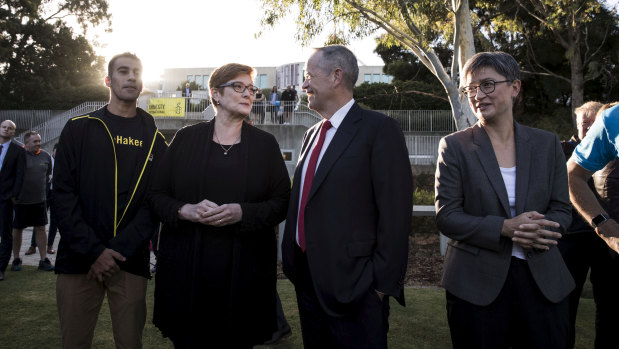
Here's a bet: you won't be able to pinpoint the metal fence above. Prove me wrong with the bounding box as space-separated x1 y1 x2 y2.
0 110 53 133
4 99 451 162
380 110 455 132
405 134 442 165
13 102 106 145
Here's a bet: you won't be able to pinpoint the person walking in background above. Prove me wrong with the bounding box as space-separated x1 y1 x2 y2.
149 63 290 348
567 101 619 348
435 51 573 348
53 52 167 349
26 142 59 256
282 45 412 349
0 120 25 281
269 86 280 124
10 131 54 273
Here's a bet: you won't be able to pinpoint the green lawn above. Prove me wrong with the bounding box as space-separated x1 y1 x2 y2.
0 267 595 348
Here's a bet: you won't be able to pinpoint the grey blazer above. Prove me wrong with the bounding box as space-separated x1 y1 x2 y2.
435 122 574 306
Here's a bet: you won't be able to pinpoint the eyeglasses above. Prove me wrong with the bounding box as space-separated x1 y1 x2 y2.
461 80 513 98
218 82 260 95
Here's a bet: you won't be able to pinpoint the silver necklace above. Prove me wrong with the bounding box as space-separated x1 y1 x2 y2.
214 129 241 155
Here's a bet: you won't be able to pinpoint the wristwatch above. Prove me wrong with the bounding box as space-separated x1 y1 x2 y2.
591 213 610 227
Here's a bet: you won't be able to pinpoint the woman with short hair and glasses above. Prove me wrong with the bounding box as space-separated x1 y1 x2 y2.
149 63 291 348
435 51 573 348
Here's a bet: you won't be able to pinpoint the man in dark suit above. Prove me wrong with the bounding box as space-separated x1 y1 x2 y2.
281 45 413 349
0 120 26 281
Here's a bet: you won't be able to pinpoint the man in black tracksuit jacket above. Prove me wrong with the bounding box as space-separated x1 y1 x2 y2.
53 52 167 349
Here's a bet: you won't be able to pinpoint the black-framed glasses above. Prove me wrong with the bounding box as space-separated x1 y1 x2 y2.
461 80 513 98
218 81 260 95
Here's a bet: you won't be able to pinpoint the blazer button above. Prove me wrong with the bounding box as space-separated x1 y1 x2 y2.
526 251 533 259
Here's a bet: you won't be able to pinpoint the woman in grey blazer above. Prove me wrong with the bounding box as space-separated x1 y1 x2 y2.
435 52 574 349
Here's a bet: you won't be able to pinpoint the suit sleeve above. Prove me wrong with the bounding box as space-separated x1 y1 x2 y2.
53 121 106 265
434 136 504 252
238 135 291 233
371 117 413 301
108 133 168 258
541 135 572 233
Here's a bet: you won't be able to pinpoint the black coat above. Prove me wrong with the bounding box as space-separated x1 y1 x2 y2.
53 106 168 277
0 141 25 201
149 120 290 345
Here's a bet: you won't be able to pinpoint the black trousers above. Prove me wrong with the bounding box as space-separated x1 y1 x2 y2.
0 199 14 272
558 231 619 349
293 245 389 349
446 257 569 349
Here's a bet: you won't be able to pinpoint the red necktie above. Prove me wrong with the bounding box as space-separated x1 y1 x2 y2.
298 120 332 251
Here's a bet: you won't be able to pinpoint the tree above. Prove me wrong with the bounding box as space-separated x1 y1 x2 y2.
258 0 478 130
474 0 619 124
0 0 111 109
177 81 201 91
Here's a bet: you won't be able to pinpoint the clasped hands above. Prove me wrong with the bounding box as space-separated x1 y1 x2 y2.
502 211 562 251
179 199 242 227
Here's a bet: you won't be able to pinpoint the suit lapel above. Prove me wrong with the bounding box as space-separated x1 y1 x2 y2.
472 124 512 217
308 104 361 200
514 122 531 215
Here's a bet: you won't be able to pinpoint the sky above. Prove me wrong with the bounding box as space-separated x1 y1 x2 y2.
93 0 385 82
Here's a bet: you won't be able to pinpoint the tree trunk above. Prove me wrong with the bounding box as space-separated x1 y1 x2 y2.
569 47 585 128
451 0 477 130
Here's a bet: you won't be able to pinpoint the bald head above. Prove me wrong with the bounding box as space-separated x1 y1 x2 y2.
0 120 17 142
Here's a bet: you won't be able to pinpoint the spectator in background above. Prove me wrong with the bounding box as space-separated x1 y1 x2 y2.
567 102 619 348
269 86 280 124
26 142 59 256
11 131 54 272
253 88 266 124
280 85 297 124
182 82 192 113
0 120 25 281
557 101 609 348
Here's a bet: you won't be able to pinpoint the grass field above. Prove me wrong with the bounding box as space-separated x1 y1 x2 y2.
0 267 595 348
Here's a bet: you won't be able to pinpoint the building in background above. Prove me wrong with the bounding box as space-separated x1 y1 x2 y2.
159 62 391 95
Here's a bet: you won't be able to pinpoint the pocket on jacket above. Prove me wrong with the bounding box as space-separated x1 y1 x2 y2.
447 240 480 256
347 241 375 257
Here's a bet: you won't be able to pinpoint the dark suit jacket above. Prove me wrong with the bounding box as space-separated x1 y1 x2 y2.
435 122 574 306
0 141 25 201
282 103 413 317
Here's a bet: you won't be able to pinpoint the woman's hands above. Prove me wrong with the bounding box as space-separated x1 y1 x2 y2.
178 199 243 227
502 211 562 250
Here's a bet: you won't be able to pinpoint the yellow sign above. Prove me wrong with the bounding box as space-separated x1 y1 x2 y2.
148 98 185 117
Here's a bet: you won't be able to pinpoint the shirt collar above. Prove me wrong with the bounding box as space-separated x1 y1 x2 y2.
326 98 355 130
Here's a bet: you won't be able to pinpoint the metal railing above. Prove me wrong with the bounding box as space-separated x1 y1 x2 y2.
405 134 442 165
380 110 455 132
0 110 53 133
14 102 106 145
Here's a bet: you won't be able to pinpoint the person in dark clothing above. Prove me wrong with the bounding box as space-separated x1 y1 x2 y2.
562 101 619 348
0 120 25 281
53 52 167 349
150 63 290 349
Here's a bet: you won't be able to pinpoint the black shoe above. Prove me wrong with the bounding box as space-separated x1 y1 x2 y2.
11 258 22 271
0 270 4 281
38 258 54 271
263 324 291 345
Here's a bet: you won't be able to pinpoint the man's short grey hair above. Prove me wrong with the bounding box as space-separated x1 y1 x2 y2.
313 45 359 90
462 51 521 84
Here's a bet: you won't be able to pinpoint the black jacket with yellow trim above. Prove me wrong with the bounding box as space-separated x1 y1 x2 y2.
53 106 167 277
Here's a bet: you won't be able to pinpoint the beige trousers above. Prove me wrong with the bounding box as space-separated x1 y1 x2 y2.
56 271 147 349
